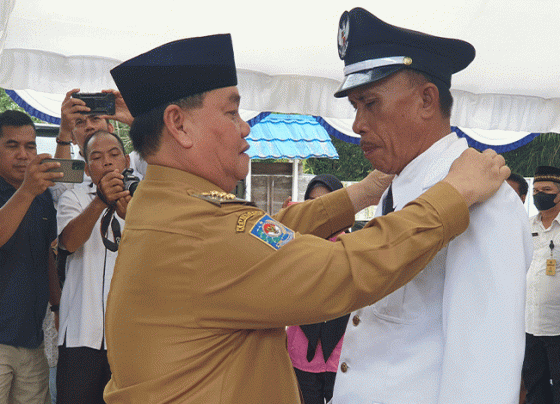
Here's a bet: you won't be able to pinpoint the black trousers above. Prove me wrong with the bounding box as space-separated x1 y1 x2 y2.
294 368 337 404
522 333 560 404
56 343 111 404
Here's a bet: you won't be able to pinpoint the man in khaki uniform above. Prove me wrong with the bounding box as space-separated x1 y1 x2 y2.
104 34 510 403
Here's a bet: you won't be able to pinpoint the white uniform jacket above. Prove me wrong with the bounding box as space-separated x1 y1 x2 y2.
333 133 532 404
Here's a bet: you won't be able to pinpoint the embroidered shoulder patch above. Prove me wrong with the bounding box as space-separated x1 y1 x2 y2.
249 214 295 250
236 211 262 233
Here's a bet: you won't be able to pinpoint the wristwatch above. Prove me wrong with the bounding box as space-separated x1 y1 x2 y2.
55 137 72 146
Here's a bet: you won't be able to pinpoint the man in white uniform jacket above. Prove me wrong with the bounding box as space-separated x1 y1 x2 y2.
331 8 532 404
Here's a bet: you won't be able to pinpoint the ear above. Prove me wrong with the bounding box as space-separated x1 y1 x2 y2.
418 82 439 119
125 154 130 169
162 104 194 149
84 162 90 177
107 121 115 133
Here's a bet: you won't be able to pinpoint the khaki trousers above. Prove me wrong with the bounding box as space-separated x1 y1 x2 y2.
0 343 50 404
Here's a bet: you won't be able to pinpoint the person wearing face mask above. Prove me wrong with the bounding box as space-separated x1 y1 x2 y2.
523 165 560 404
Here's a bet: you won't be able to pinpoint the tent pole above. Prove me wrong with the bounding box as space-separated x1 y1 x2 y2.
292 159 299 202
245 160 252 201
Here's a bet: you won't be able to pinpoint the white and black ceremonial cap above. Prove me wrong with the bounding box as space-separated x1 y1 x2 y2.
335 8 475 98
111 34 237 117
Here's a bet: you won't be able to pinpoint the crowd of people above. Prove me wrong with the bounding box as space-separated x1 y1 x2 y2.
0 6 557 404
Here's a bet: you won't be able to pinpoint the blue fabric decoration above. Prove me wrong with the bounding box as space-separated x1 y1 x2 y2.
453 126 541 153
5 90 61 125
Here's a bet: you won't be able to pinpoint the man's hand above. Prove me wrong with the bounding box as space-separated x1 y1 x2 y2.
282 196 292 209
358 170 395 205
20 154 64 197
115 195 132 219
97 169 130 206
59 88 89 138
443 148 510 207
346 170 395 213
98 89 134 126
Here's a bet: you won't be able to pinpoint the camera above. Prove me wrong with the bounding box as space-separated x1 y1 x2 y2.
122 168 141 196
71 92 116 115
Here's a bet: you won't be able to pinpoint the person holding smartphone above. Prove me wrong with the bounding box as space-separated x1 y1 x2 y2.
50 88 145 205
0 110 62 404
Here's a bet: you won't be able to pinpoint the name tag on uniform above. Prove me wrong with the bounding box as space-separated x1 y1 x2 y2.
546 259 556 276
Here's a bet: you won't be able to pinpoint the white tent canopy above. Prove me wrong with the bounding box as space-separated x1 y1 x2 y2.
1 0 559 143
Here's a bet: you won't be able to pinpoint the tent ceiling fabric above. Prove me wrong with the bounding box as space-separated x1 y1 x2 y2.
1 0 559 133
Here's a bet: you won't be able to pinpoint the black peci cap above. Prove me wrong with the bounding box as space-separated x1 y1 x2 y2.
534 166 560 184
111 34 237 117
335 8 475 98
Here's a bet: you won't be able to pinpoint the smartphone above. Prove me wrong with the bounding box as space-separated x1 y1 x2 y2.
42 158 85 183
71 92 115 115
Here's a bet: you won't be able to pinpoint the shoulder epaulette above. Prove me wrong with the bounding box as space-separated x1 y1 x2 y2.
191 191 256 207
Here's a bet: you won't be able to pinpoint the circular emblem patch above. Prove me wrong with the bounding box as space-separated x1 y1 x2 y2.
263 221 282 238
338 11 350 59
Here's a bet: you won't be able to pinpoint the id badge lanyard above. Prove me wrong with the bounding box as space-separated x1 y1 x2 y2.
547 240 556 276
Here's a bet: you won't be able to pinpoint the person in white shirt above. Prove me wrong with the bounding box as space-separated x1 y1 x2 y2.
56 130 131 404
331 8 532 404
523 165 560 404
50 88 145 205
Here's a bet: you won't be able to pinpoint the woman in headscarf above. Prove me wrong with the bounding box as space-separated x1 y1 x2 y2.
286 174 350 404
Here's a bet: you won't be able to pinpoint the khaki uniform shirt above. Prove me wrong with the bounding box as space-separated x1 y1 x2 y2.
104 165 468 404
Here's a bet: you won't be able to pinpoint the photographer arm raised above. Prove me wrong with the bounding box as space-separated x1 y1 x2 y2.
55 89 89 159
99 89 134 126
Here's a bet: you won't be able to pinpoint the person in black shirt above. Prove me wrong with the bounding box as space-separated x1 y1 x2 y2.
0 110 62 403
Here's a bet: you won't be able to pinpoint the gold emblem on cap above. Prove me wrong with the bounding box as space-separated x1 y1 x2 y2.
403 57 413 66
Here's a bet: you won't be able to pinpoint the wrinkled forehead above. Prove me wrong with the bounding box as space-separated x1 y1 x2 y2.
347 71 410 103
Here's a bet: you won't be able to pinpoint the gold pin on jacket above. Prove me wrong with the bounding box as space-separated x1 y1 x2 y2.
192 191 256 207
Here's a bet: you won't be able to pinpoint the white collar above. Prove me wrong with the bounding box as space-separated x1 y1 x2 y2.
534 210 560 229
390 133 467 211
